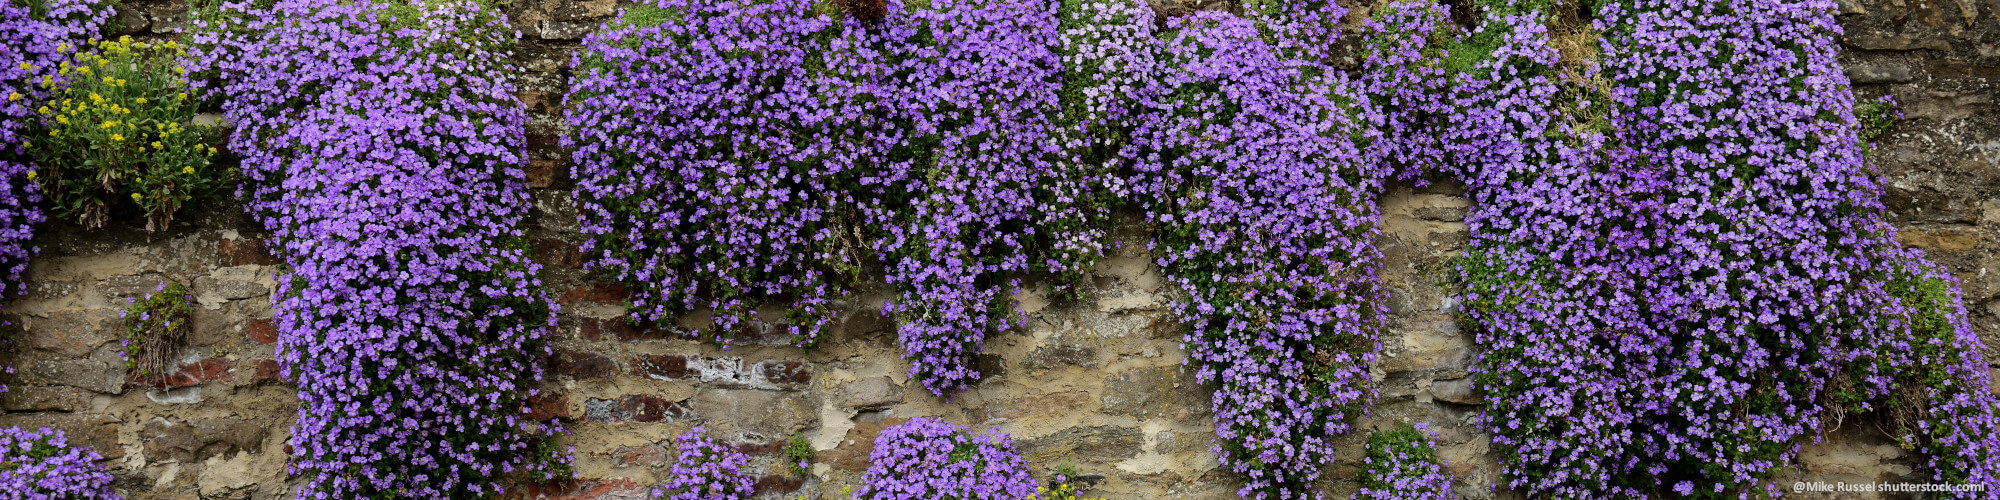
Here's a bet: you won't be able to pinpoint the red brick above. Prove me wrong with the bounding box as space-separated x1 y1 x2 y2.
753 474 806 494
552 351 616 380
525 391 569 422
245 319 278 345
632 353 690 381
132 358 234 388
218 238 283 267
757 359 811 389
559 283 629 306
247 359 287 386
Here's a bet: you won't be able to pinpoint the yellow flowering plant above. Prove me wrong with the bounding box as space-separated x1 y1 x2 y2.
29 36 222 231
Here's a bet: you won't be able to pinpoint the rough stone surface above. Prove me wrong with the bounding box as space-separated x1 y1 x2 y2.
0 2 1986 499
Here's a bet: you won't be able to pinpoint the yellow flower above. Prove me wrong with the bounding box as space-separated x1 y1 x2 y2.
131 192 142 201
135 98 146 104
55 116 67 125
102 76 112 84
25 170 35 180
152 141 163 149
100 121 115 129
6 92 17 101
15 61 28 71
49 130 58 137
76 66 89 75
111 134 123 141
36 106 48 115
181 166 194 174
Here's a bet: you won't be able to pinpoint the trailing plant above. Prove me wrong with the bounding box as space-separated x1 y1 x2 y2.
119 281 191 382
854 417 1036 499
1127 3 1385 497
655 426 755 500
569 0 1109 395
191 0 568 497
29 35 221 231
0 426 117 498
1360 0 2000 496
1353 423 1457 500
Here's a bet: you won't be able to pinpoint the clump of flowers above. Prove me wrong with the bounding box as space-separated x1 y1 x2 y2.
855 417 1036 500
1128 3 1384 498
0 427 117 498
567 0 849 348
655 426 754 500
191 0 568 496
29 35 221 231
119 281 191 382
570 0 1109 395
1360 0 2000 496
1353 423 1456 500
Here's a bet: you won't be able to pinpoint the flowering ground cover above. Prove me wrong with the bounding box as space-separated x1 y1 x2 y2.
1353 423 1457 500
854 417 1037 499
191 0 568 496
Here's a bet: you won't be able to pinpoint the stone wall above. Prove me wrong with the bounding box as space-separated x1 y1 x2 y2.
0 0 1994 498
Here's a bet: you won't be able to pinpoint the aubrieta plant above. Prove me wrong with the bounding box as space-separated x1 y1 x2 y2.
119 281 191 382
855 417 1037 500
655 426 755 500
1128 2 1385 497
1362 0 2000 496
191 0 568 497
0 427 117 499
30 35 221 232
570 0 1111 395
1353 423 1457 500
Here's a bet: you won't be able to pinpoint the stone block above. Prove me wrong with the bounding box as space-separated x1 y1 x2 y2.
1100 365 1210 422
0 385 91 412
584 395 693 423
20 310 115 358
1432 378 1484 405
693 389 813 436
833 377 903 410
553 351 617 380
608 443 667 467
1015 426 1144 466
1847 61 1915 84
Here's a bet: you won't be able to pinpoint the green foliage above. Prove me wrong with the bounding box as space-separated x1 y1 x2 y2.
1854 97 1898 146
1358 423 1440 490
121 282 192 381
784 432 813 476
28 36 224 231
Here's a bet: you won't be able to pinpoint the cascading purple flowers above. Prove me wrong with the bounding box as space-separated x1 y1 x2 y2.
1362 0 2000 495
655 427 754 500
1128 2 1384 497
567 0 847 348
0 427 117 499
570 0 1105 396
855 417 1037 499
191 0 567 496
